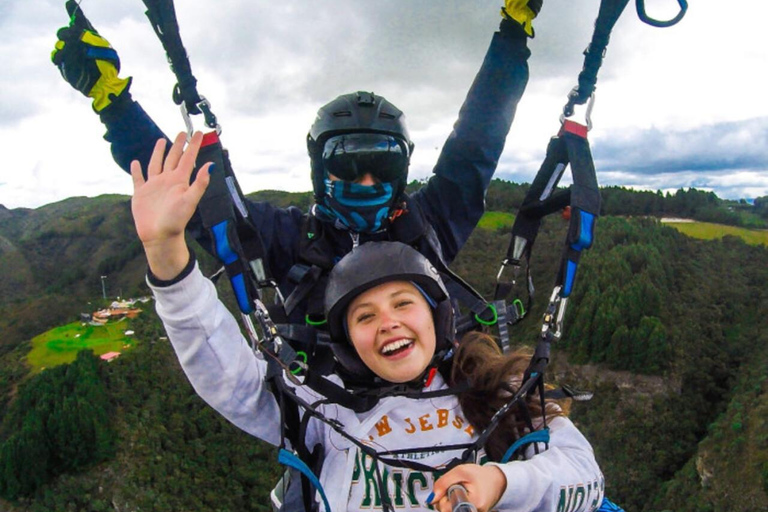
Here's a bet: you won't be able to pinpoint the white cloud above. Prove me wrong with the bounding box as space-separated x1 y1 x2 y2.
1 0 767 209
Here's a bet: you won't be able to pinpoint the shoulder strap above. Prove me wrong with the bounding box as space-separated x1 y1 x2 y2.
142 1 273 315
194 132 272 314
495 120 599 331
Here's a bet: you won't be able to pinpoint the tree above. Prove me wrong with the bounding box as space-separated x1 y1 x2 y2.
0 350 115 499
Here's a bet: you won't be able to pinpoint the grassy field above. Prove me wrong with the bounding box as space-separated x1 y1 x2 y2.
27 319 136 373
478 211 515 230
479 212 768 247
664 221 768 246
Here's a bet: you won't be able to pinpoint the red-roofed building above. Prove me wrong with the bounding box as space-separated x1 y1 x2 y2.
100 351 121 362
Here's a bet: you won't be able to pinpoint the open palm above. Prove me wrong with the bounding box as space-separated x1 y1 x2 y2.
130 131 211 247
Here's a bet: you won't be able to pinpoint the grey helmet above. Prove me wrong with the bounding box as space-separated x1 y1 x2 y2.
324 241 454 382
307 91 414 204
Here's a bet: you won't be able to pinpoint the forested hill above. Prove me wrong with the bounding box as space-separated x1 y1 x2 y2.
477 179 768 229
0 184 767 511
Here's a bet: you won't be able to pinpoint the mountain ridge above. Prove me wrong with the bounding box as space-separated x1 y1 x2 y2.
0 184 766 511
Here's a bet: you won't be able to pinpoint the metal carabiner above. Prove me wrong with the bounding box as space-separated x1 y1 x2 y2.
180 101 195 142
244 306 304 386
636 0 688 28
180 95 222 142
496 258 521 286
196 96 221 134
560 92 596 131
541 286 569 341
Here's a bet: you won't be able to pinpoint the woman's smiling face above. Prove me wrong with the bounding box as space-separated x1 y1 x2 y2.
345 280 436 383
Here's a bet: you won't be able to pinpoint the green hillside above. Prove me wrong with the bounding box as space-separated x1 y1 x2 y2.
0 187 767 511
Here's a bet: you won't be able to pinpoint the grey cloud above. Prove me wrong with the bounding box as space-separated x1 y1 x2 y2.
593 117 768 175
491 117 768 200
183 1 495 116
28 1 602 130
173 1 598 122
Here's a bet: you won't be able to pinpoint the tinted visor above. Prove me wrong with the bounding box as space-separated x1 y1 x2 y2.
322 133 408 183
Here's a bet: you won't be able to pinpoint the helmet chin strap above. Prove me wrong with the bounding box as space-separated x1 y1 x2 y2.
376 345 453 391
419 346 453 388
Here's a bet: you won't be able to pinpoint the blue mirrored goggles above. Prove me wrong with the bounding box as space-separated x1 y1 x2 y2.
322 134 408 183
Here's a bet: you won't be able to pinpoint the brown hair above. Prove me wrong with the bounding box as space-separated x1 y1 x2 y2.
450 331 570 461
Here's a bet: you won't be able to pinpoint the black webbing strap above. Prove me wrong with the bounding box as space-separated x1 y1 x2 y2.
495 120 600 325
142 0 217 128
141 0 273 315
283 265 324 316
563 0 631 117
564 0 688 117
554 123 600 297
193 132 271 314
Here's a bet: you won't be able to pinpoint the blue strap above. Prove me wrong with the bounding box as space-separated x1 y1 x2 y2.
211 221 252 313
563 210 596 297
563 259 578 298
85 46 119 64
278 448 332 512
571 210 595 252
597 497 626 512
212 221 238 264
500 427 551 463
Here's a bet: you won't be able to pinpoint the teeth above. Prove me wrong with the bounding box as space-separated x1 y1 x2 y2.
381 339 413 355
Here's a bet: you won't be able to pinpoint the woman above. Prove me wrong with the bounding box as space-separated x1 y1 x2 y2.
132 133 604 512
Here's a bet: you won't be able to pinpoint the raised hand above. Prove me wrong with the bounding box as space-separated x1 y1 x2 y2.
51 1 131 112
130 132 212 280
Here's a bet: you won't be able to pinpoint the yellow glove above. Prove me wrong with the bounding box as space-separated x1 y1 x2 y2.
501 0 543 37
51 1 131 112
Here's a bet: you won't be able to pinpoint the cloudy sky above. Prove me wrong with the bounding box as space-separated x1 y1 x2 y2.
2 0 767 210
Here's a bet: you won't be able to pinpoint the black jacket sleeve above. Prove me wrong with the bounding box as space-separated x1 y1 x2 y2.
412 19 531 264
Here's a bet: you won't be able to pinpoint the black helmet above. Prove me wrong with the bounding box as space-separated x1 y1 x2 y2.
307 91 415 203
324 241 454 381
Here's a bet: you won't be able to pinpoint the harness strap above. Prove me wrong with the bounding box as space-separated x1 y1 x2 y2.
195 133 271 314
495 120 600 331
142 0 217 128
142 1 273 315
597 497 627 512
303 372 379 413
444 278 491 318
555 123 600 297
500 427 551 463
563 0 631 117
278 449 331 512
283 264 324 315
276 324 327 351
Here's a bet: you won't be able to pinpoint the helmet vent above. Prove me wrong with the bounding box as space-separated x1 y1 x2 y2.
379 112 396 119
333 111 352 117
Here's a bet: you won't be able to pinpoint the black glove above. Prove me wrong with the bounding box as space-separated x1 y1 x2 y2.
51 0 131 112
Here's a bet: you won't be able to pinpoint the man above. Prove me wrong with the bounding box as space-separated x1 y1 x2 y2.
52 0 542 325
